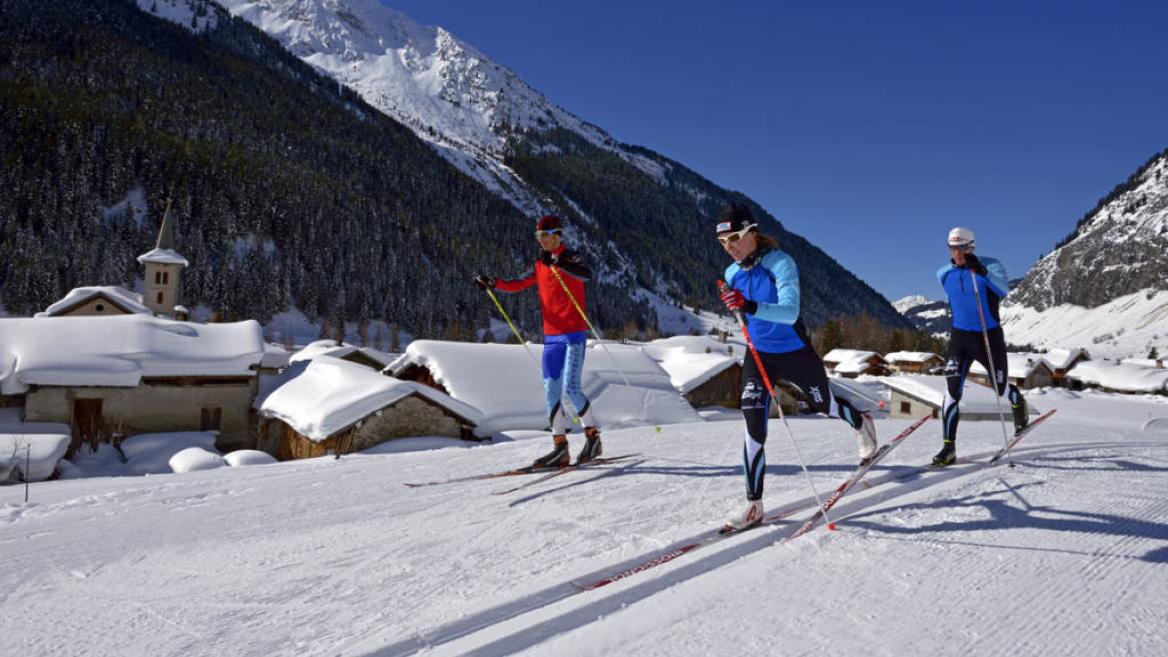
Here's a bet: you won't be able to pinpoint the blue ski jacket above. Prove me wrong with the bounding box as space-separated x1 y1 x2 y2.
937 256 1009 331
724 248 810 354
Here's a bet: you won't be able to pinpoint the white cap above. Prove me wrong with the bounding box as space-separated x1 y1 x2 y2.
947 227 975 248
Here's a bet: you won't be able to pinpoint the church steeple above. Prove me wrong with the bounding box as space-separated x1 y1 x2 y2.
137 198 189 318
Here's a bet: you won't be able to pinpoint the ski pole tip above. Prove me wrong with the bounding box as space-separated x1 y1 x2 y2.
827 523 838 531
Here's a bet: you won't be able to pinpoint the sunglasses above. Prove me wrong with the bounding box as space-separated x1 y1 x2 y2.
535 229 561 238
948 243 974 253
717 225 755 246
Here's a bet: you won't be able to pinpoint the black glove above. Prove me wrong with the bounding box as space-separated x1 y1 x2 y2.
537 250 558 266
474 274 496 290
963 253 988 276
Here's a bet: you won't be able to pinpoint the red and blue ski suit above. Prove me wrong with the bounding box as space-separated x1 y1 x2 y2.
495 244 595 432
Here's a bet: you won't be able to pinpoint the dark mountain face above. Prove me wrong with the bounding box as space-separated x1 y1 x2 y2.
0 0 908 337
506 131 912 329
1009 149 1168 312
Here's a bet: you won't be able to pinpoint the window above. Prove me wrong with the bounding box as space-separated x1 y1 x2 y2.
156 291 164 304
95 303 105 312
200 406 222 432
162 271 169 285
900 401 911 414
155 271 162 284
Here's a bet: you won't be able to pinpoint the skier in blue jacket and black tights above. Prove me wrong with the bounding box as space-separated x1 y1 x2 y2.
932 227 1029 467
716 203 879 532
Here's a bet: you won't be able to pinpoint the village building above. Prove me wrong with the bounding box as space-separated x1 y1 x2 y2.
884 351 945 375
0 314 266 456
387 340 701 436
37 285 153 318
638 335 801 414
256 356 481 460
1064 360 1168 395
136 200 188 318
1042 348 1091 388
970 354 1055 389
880 374 1039 422
823 349 891 378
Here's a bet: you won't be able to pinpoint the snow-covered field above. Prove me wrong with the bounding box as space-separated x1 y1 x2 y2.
3 389 1167 657
1001 289 1168 360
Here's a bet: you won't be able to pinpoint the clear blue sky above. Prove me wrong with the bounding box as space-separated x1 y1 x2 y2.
383 0 1168 302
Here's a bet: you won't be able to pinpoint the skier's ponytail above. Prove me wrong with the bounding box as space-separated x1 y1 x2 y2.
755 232 779 250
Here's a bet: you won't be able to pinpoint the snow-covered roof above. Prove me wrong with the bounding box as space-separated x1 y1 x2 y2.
824 349 882 363
136 248 189 267
970 354 1053 378
1065 361 1168 393
879 375 1036 414
37 286 152 317
638 335 743 393
291 340 393 369
259 356 482 441
261 343 291 369
1120 358 1165 368
1042 348 1090 371
0 315 265 395
387 340 700 435
824 349 885 374
884 351 942 364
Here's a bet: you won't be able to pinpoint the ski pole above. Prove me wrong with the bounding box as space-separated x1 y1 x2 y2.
969 270 1014 459
718 280 831 527
481 286 582 425
547 265 635 390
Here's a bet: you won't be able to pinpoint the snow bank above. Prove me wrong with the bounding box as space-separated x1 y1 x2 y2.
260 356 481 441
169 447 226 473
121 431 220 475
387 340 700 435
0 315 265 394
224 450 278 467
0 411 70 482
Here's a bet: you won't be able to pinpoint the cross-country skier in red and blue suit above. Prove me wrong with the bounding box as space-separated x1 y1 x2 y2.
475 215 602 468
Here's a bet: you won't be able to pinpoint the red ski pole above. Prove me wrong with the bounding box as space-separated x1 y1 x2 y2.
717 280 831 527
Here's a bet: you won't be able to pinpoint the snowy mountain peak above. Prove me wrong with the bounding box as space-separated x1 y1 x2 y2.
213 0 665 213
893 295 934 314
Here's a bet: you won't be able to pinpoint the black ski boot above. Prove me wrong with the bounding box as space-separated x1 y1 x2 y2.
533 436 570 468
1011 392 1029 434
931 440 956 467
576 426 603 464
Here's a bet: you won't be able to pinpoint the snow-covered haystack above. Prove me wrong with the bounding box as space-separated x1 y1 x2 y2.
169 447 226 473
121 431 221 475
0 411 70 482
224 450 278 467
388 340 700 435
